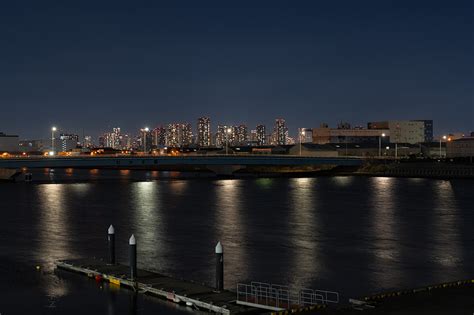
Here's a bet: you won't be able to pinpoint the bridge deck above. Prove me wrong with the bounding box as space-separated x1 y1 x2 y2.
0 155 364 169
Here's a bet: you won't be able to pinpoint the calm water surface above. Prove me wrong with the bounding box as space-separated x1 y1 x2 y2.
0 169 473 314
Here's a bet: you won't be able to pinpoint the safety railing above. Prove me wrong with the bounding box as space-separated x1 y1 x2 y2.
237 281 339 310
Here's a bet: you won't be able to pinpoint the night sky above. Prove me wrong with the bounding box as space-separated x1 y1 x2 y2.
1 0 472 139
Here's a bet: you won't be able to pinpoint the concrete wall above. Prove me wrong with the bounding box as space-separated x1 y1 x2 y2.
447 138 474 158
288 145 338 157
0 135 19 152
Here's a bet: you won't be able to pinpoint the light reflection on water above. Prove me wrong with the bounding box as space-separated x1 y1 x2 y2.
131 181 168 272
215 180 248 284
369 177 402 289
3 174 473 314
431 181 462 271
289 177 320 289
37 184 74 299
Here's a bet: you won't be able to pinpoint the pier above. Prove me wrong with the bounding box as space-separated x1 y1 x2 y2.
56 258 260 315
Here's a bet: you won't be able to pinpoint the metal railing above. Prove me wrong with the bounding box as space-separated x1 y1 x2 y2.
237 281 339 310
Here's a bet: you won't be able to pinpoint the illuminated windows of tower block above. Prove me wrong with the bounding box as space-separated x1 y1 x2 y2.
197 117 211 147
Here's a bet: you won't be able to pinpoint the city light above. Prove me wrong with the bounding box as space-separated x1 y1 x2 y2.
51 126 57 155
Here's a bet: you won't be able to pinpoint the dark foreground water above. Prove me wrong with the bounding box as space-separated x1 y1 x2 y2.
1 169 473 314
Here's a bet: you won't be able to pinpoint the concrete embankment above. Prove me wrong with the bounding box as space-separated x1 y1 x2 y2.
299 278 474 315
0 168 19 181
355 162 474 179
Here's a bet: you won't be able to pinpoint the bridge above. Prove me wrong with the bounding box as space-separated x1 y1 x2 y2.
0 155 364 176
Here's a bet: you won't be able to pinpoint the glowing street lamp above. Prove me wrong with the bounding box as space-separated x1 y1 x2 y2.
299 129 305 156
439 135 447 158
225 128 232 155
378 133 386 157
143 127 150 153
51 126 57 155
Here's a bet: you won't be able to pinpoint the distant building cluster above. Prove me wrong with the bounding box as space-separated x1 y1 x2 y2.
0 118 472 161
93 117 291 151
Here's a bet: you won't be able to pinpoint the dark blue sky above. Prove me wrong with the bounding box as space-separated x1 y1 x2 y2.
1 0 472 139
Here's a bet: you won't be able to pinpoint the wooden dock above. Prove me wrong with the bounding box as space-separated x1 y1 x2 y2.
56 258 263 315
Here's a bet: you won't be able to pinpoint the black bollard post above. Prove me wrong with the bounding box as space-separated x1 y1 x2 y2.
215 241 224 291
108 225 115 265
129 292 137 315
129 234 137 280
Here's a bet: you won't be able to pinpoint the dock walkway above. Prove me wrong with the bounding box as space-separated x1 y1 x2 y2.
56 258 262 315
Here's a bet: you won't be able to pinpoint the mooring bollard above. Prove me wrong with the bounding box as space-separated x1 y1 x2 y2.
129 234 137 280
108 225 115 264
215 241 224 291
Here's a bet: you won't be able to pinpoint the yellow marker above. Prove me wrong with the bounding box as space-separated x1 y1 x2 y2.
109 277 121 286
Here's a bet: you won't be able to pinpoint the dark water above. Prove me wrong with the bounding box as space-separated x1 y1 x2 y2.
1 169 473 314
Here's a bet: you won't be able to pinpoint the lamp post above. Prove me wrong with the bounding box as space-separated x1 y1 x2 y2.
143 127 149 154
299 129 305 156
51 126 57 154
439 135 447 158
225 128 232 155
378 133 386 157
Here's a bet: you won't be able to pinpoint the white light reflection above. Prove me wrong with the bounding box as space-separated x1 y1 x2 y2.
131 181 167 271
332 176 354 187
431 181 462 271
369 177 402 288
215 180 247 287
289 177 320 288
169 180 189 195
37 184 75 298
69 183 91 195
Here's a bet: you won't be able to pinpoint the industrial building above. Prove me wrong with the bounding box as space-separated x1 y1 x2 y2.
368 120 433 144
0 132 19 152
312 124 390 145
447 137 474 160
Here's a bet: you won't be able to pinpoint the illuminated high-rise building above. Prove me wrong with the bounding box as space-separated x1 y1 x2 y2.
83 136 93 148
273 118 287 145
182 123 193 146
140 128 152 152
216 125 235 147
166 124 180 147
103 127 122 149
216 125 226 147
197 117 211 147
256 124 266 146
152 126 166 147
237 124 248 145
59 134 79 152
166 123 193 147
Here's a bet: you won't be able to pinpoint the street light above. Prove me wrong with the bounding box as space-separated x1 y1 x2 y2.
439 135 447 158
51 126 57 155
299 129 305 156
143 127 149 153
225 128 232 155
378 133 386 157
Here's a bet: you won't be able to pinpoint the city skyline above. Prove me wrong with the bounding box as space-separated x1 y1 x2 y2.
4 116 470 143
0 1 472 138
